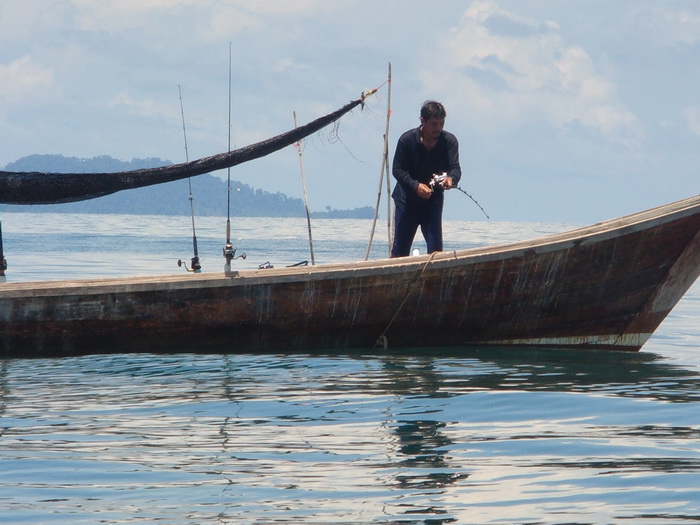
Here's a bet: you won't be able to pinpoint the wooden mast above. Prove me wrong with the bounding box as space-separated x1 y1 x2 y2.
365 62 392 260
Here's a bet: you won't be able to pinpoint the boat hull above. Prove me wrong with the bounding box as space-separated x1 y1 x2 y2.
2 195 700 357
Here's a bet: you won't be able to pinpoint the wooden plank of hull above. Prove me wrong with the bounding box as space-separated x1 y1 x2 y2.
2 195 700 357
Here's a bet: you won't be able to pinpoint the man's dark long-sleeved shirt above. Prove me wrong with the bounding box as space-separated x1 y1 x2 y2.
391 126 461 207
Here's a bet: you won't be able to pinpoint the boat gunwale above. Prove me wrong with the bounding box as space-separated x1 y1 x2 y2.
1 194 699 299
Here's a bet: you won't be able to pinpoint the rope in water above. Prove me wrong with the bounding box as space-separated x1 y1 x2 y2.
375 251 438 349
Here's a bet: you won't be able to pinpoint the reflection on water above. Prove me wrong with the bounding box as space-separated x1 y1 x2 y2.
370 346 700 403
1 349 699 524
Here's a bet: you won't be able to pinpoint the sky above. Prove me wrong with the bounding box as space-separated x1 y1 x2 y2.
1 0 699 224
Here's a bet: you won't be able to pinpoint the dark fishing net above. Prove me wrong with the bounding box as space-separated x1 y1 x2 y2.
0 97 364 205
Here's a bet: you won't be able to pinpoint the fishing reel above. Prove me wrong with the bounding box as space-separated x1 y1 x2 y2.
429 172 450 189
223 242 246 273
430 174 491 219
178 255 201 273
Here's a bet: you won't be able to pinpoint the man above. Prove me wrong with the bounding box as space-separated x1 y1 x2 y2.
391 100 461 257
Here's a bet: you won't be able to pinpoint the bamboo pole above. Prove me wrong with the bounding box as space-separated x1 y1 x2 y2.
294 111 316 265
365 62 392 260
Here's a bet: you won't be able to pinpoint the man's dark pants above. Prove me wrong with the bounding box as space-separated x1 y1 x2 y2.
391 199 444 257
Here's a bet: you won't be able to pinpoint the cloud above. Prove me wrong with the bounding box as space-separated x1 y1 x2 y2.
420 1 641 145
73 0 218 35
625 4 700 48
682 106 700 136
74 0 198 19
108 91 170 119
0 56 54 102
72 0 328 39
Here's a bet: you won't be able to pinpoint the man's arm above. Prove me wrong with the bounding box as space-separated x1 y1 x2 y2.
392 134 419 194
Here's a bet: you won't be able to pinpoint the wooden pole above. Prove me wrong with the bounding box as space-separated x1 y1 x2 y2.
294 111 316 265
384 62 393 255
365 62 392 260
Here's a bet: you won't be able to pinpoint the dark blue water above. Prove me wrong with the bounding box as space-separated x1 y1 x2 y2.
1 213 699 524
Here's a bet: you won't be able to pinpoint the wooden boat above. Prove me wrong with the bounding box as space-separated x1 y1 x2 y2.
1 194 699 357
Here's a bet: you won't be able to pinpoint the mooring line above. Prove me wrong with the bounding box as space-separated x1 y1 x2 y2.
375 251 438 349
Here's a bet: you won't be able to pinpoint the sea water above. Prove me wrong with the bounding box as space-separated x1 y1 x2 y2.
0 213 698 524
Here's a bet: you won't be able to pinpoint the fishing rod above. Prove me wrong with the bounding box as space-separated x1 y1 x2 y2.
176 85 201 273
454 186 490 219
0 221 7 281
430 173 490 219
223 42 245 273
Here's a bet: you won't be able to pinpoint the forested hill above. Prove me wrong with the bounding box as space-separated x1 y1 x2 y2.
1 154 373 219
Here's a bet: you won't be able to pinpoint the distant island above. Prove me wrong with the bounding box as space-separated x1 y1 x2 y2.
0 154 374 219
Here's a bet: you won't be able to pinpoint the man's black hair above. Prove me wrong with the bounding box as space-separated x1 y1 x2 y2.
420 100 446 120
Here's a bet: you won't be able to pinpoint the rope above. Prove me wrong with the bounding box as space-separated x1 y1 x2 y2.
375 251 438 349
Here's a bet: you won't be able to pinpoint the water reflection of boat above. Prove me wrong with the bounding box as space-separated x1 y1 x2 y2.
371 346 700 403
1 194 700 357
361 347 699 521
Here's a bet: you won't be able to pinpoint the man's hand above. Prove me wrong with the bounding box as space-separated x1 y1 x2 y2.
416 183 433 199
440 176 454 190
